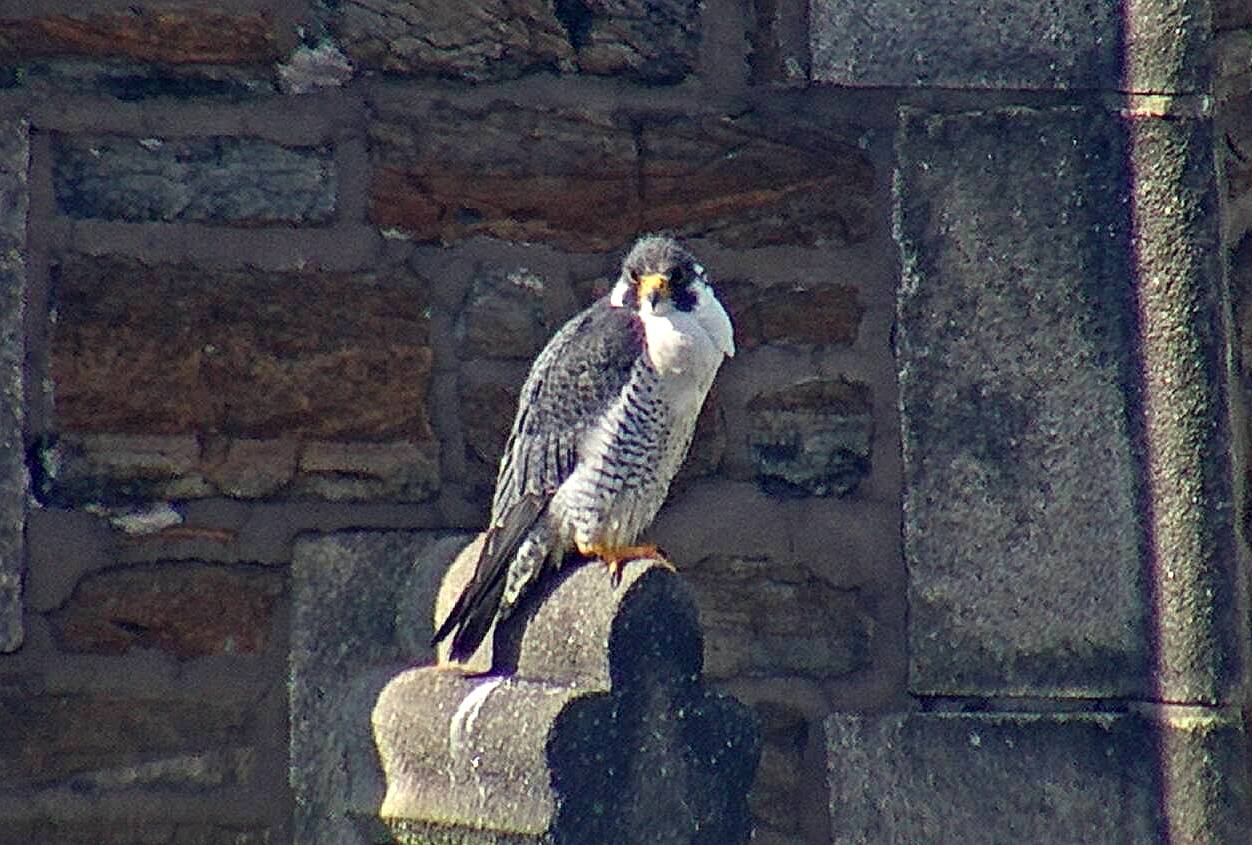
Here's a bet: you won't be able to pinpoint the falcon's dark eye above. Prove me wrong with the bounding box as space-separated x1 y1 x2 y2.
669 266 685 286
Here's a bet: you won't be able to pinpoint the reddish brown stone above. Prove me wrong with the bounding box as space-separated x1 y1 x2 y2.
48 562 284 659
370 101 640 250
685 555 872 679
370 102 875 250
51 256 434 441
0 693 251 786
719 280 864 349
0 9 280 64
639 113 875 247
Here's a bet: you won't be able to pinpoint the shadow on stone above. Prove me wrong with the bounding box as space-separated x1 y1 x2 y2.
367 538 761 844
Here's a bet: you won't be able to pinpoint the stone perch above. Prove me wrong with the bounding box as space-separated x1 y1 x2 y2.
367 537 761 844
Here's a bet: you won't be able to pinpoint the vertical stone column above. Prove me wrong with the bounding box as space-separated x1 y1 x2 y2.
0 119 27 653
814 0 1249 841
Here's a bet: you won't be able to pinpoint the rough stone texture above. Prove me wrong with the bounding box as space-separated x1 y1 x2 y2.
719 279 863 350
0 694 252 788
827 710 1249 845
289 531 458 845
747 378 873 497
374 539 760 843
293 440 440 503
0 9 281 64
337 0 699 83
810 0 1210 93
1216 0 1252 29
684 555 871 681
897 105 1232 700
53 135 336 225
47 562 285 658
459 266 552 360
337 0 572 81
1123 112 1234 705
51 256 434 441
370 101 873 250
0 821 272 845
0 119 26 653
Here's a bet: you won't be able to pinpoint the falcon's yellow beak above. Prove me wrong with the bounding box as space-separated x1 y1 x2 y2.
637 273 670 309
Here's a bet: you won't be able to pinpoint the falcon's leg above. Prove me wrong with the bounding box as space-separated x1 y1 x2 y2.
576 542 675 586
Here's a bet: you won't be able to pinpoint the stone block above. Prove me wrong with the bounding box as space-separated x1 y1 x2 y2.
826 710 1249 845
1217 0 1252 29
0 8 281 64
897 105 1234 701
747 378 873 497
53 135 336 225
372 541 760 843
718 279 864 350
684 554 872 681
289 531 462 845
0 693 252 788
293 440 440 503
336 0 572 81
50 256 434 442
369 100 873 250
458 266 552 360
336 0 699 83
810 0 1210 93
0 119 26 653
47 562 284 659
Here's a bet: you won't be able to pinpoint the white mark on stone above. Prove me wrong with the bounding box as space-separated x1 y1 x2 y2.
449 676 504 769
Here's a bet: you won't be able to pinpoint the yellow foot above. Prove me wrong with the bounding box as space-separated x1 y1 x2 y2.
576 542 673 585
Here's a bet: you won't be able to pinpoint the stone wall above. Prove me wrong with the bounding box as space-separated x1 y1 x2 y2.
0 1 1248 844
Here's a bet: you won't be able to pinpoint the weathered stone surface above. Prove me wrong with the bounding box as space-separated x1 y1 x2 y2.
0 119 26 653
685 555 871 680
51 256 434 441
747 702 821 843
53 135 336 225
294 440 440 502
200 437 299 499
459 266 551 359
570 0 701 82
277 40 355 95
370 101 873 250
747 378 872 497
811 0 1209 93
720 279 863 349
0 821 272 845
375 541 760 843
36 434 210 506
337 0 698 82
48 562 284 658
290 531 456 845
1216 0 1252 29
898 106 1233 701
337 0 572 80
638 113 875 247
0 694 251 787
827 710 1249 845
747 0 808 85
0 9 281 64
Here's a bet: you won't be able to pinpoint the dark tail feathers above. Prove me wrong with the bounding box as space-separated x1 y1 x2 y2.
430 494 547 662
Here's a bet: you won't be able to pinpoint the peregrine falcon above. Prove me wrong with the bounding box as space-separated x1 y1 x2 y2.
432 235 736 662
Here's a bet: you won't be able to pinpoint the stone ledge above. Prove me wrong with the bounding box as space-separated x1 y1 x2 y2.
372 544 761 843
827 709 1249 845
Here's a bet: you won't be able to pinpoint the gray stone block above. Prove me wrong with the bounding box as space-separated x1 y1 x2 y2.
896 105 1235 701
289 530 462 845
826 710 1249 845
372 551 760 844
0 119 26 653
53 135 336 224
810 0 1210 93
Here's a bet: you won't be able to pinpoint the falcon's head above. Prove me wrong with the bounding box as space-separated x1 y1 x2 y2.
610 234 735 358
